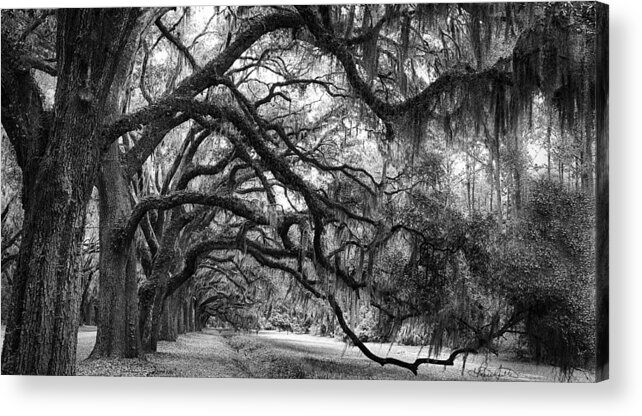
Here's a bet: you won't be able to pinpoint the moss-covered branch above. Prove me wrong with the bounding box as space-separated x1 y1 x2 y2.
101 11 304 149
328 294 477 375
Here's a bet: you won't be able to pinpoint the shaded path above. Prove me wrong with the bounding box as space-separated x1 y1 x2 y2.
147 329 248 378
4 325 590 380
76 328 248 377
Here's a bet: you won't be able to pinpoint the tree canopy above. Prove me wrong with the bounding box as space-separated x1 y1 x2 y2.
1 3 607 379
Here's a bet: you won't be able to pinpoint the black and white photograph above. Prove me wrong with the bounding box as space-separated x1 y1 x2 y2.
1 0 610 390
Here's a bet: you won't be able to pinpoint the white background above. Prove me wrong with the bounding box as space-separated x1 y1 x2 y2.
1 0 640 415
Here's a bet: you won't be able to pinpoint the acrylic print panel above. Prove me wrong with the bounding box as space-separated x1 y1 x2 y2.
0 2 608 381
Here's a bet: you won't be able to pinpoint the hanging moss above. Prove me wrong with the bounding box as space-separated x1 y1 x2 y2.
397 14 411 97
466 3 494 70
394 104 429 165
510 4 598 136
361 12 380 83
415 3 451 33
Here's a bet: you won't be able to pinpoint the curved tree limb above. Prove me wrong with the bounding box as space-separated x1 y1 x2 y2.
294 6 512 122
177 98 373 291
164 236 319 298
176 148 238 190
101 10 304 148
118 191 272 247
18 10 55 42
22 55 57 76
328 294 477 375
1 35 49 202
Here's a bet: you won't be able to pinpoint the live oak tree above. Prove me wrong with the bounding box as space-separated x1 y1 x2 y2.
1 9 145 374
1 4 607 377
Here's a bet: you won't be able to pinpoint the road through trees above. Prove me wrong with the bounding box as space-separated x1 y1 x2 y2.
1 4 606 378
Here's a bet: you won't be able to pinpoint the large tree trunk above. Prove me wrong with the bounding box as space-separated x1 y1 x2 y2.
139 221 178 351
79 271 96 326
0 9 141 375
139 208 191 351
88 8 152 358
90 143 141 358
1 174 91 375
187 295 195 332
158 297 178 342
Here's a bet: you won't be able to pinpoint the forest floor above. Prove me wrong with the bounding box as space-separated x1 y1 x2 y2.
1 326 594 381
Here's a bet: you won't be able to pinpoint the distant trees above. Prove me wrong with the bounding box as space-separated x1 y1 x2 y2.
1 4 606 377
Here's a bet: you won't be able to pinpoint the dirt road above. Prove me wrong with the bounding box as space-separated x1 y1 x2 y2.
2 326 592 381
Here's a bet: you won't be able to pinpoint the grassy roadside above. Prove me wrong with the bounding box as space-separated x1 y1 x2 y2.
224 332 522 381
1 325 593 381
225 330 594 381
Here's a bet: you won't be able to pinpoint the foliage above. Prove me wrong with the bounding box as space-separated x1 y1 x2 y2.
489 180 595 376
1 4 601 377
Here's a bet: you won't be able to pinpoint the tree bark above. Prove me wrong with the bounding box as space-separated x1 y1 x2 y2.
88 9 152 359
188 296 196 332
510 133 523 217
139 209 189 351
581 118 595 194
79 271 96 325
159 296 178 342
1 9 142 375
90 143 142 358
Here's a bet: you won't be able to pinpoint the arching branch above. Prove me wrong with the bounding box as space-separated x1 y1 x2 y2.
294 5 512 122
100 11 304 148
118 191 271 247
165 237 319 299
176 148 238 190
328 294 477 375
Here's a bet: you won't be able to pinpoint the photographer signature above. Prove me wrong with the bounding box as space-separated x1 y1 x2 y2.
469 364 519 380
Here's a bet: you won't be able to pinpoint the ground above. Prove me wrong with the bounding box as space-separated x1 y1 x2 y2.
1 326 593 381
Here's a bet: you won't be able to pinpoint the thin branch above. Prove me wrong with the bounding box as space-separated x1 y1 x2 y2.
155 16 200 70
18 10 54 42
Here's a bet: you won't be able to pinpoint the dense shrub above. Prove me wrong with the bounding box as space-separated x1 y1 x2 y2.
492 180 596 374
